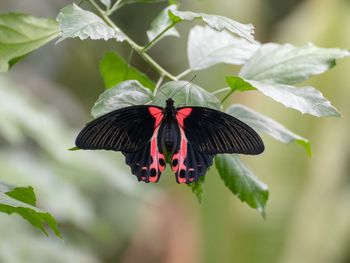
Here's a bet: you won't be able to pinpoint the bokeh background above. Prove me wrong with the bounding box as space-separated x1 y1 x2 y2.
1 0 350 262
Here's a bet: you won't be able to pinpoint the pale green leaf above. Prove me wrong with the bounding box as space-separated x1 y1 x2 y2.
226 104 311 156
0 13 58 72
153 81 221 109
146 5 180 42
121 0 168 5
91 80 154 118
247 79 340 117
56 3 125 43
215 155 268 217
0 182 61 237
169 10 256 43
240 43 350 85
188 176 205 204
226 76 340 117
99 51 154 90
188 26 260 70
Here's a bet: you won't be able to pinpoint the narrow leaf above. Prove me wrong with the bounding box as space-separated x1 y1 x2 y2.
146 5 180 42
0 183 61 237
169 10 256 43
91 80 154 118
153 81 221 109
225 75 255 92
56 3 125 43
188 26 260 70
100 51 155 90
240 43 350 85
226 104 311 156
215 154 268 217
0 13 58 72
188 176 205 204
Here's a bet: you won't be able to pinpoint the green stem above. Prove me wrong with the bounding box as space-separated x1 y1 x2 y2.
142 22 178 52
212 87 231 95
154 75 164 95
106 0 123 15
176 68 192 80
220 89 235 104
88 0 177 81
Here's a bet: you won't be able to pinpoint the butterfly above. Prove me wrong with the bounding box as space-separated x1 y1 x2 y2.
75 98 264 184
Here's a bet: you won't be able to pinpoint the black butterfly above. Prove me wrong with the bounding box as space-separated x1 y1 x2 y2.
75 98 264 184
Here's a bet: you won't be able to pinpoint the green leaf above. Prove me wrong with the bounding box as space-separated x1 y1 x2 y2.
226 104 311 156
153 81 221 109
100 51 155 90
188 176 205 204
120 0 168 5
0 13 58 72
248 79 340 117
240 43 350 85
169 10 256 43
227 76 340 117
56 3 125 43
146 5 180 42
0 182 61 237
188 26 260 70
215 155 268 217
225 75 255 92
91 80 154 118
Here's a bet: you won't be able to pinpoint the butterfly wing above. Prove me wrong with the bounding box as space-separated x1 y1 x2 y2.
169 108 214 184
75 105 166 182
176 107 264 155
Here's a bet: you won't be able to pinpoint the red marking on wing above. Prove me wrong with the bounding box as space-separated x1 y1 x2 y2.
176 108 192 128
172 126 188 184
148 126 165 183
149 107 163 127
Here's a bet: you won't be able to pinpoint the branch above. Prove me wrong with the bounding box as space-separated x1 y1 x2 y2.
88 0 177 81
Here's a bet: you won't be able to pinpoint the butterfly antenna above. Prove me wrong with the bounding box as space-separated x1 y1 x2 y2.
169 74 197 99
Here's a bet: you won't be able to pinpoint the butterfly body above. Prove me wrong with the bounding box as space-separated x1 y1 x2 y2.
75 98 264 184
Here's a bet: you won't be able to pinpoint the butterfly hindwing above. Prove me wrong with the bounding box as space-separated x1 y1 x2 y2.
76 105 166 183
177 107 264 155
170 108 214 184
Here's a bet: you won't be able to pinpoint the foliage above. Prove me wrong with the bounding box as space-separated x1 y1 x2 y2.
0 0 348 226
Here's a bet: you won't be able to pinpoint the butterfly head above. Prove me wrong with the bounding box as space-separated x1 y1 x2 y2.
166 98 174 107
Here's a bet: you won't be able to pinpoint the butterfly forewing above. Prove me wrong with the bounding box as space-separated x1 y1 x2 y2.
179 107 264 155
75 105 166 182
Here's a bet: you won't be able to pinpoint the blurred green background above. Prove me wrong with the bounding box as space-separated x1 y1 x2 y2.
1 0 350 262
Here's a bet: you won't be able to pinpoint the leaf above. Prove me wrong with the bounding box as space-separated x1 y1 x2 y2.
99 51 155 90
56 3 125 43
226 76 340 117
240 43 350 85
226 104 311 156
146 5 180 42
187 26 260 70
153 81 221 109
120 0 168 5
169 10 256 43
188 176 205 204
248 79 340 117
215 154 268 217
100 0 111 8
0 182 61 237
0 13 58 72
91 80 154 118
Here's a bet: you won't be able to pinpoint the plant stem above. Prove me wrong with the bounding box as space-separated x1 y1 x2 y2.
142 22 178 52
107 0 123 15
220 89 235 104
212 87 231 95
88 0 177 81
154 75 164 95
176 68 192 80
